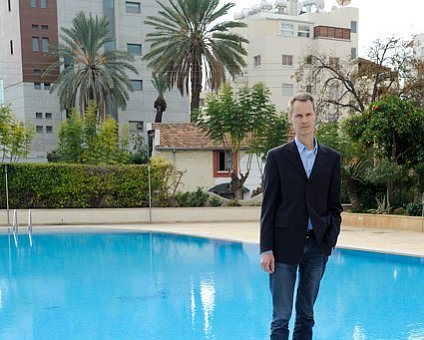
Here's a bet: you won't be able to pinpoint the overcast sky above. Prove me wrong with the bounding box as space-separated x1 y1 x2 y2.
226 0 424 56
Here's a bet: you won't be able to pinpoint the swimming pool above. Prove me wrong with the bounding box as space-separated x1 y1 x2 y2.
0 231 423 339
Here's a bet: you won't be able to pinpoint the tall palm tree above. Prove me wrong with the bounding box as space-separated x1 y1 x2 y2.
151 73 168 123
143 0 248 114
44 12 138 121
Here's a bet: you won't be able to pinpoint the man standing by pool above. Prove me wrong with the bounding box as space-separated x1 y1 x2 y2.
260 93 342 340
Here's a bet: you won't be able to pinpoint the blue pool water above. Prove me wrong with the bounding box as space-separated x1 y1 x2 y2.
0 232 424 340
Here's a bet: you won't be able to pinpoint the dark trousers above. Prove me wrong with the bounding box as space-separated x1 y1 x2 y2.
269 236 328 340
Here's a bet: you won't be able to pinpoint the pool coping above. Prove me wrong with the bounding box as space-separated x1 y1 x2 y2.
3 222 424 258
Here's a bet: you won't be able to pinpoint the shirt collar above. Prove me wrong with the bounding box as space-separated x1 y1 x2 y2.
294 137 318 155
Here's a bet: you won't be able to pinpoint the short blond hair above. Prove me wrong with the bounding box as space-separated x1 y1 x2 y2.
288 93 315 115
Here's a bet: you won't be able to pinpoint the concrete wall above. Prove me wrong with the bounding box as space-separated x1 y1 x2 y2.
2 209 422 232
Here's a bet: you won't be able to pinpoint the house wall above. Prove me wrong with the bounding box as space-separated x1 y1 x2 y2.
153 149 263 198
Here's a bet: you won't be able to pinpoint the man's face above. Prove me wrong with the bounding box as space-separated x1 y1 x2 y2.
289 100 316 138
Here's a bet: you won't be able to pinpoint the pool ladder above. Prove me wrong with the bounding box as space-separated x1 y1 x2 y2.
10 209 33 248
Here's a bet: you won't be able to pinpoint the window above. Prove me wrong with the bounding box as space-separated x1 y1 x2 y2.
104 0 114 8
131 80 143 91
44 82 50 90
31 0 37 7
104 41 116 52
351 47 357 59
329 57 339 67
282 54 293 66
32 24 39 30
41 0 47 9
213 150 235 177
36 112 43 119
45 112 52 119
280 23 294 37
282 83 294 97
306 55 313 64
10 40 13 55
126 2 140 13
254 55 261 67
351 21 357 34
127 43 142 55
421 47 424 57
305 85 312 93
34 69 41 75
41 25 49 31
34 82 41 90
297 25 310 38
42 37 49 52
46 126 53 133
8 0 11 11
129 120 144 132
32 37 39 51
36 125 43 133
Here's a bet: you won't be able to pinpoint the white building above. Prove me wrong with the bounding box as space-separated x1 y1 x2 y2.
231 0 358 115
412 33 424 58
0 0 189 162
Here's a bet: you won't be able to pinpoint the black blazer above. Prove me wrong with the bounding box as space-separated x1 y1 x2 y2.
260 140 342 265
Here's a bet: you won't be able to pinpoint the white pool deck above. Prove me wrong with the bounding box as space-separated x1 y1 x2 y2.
2 207 424 258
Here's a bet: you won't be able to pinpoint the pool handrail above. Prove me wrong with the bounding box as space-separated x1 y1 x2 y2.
12 209 18 247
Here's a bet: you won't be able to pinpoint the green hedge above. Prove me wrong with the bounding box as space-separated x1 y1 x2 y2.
0 162 171 208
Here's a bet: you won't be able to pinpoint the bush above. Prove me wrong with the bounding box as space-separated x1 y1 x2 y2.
405 202 423 216
175 187 208 207
208 196 222 207
226 199 240 207
0 161 174 208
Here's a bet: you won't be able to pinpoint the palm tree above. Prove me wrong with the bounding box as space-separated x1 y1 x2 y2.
143 0 248 115
151 73 168 123
44 12 138 121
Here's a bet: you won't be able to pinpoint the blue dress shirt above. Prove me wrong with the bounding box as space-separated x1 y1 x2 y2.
294 137 318 230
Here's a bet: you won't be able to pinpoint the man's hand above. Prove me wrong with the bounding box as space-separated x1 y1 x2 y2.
260 252 275 273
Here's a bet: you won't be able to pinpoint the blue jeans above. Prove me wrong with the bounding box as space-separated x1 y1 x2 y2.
269 237 328 340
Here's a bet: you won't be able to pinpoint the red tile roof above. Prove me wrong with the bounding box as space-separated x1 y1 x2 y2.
152 123 228 150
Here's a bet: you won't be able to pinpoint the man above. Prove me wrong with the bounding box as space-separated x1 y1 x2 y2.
260 93 342 340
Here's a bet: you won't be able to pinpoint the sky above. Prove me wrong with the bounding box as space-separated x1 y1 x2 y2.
226 0 424 57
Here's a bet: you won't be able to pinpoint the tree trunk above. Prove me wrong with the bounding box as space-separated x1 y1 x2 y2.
387 180 394 210
229 170 249 200
190 56 202 119
347 179 361 211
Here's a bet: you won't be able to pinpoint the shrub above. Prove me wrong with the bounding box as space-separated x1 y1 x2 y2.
226 199 240 207
175 187 208 207
208 196 222 207
0 161 174 208
405 202 423 216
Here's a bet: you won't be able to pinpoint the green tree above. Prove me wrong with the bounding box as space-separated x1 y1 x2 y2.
0 105 34 162
197 83 277 199
344 95 424 208
53 101 131 164
317 121 370 211
45 12 138 121
151 73 168 123
143 0 248 114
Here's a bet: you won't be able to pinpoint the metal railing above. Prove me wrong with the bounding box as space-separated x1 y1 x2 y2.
9 209 33 248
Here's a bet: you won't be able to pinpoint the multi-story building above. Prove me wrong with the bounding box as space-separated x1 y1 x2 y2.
231 0 358 116
0 0 189 162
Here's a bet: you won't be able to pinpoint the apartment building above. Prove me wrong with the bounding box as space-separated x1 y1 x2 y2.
0 0 189 162
231 0 358 117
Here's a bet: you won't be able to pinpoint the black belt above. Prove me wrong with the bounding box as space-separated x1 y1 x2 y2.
306 229 315 239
